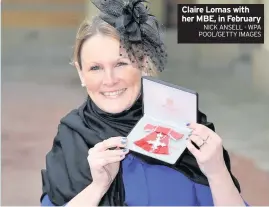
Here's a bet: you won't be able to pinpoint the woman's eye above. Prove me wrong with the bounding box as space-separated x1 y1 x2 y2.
90 65 100 71
116 62 128 67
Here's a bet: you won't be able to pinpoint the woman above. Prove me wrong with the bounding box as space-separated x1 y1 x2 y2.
41 0 248 206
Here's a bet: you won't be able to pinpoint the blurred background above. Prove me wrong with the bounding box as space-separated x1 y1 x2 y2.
1 0 269 205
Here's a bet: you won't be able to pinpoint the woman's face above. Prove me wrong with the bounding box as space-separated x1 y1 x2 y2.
76 34 142 114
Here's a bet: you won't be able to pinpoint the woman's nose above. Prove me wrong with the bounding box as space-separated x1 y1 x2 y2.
102 69 119 86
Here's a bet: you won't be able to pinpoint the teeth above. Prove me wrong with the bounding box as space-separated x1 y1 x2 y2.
103 89 126 97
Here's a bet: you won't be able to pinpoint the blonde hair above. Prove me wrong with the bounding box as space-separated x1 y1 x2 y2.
71 16 158 77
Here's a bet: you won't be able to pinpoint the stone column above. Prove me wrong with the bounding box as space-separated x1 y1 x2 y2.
252 0 269 94
263 0 269 51
194 0 243 72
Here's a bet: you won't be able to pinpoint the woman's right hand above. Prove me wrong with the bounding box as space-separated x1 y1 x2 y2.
87 136 129 190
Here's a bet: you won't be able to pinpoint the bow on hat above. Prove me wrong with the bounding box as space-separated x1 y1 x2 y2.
90 0 162 45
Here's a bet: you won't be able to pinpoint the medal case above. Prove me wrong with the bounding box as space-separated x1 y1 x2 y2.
127 76 198 164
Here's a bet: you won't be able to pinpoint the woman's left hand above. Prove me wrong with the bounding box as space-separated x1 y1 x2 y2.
186 123 228 180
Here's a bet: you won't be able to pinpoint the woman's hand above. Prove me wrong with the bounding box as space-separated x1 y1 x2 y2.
186 123 227 180
186 123 246 206
87 136 129 190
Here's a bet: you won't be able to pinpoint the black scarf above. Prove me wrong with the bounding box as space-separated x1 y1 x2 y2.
41 95 240 206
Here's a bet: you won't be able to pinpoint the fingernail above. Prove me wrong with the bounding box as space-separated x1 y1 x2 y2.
121 137 127 142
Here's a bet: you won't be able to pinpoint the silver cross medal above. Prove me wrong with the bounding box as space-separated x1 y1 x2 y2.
147 133 166 151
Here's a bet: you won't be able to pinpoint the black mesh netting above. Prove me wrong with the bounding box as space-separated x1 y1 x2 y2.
90 0 168 72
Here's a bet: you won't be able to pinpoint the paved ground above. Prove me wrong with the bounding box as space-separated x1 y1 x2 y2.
1 28 269 206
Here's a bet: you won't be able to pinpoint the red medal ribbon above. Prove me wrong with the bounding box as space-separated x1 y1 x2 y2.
134 124 184 155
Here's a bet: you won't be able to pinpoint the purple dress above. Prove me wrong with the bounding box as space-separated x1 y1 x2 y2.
41 154 248 206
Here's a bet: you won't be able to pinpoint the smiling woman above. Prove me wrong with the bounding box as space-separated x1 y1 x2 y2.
40 0 248 206
71 17 152 113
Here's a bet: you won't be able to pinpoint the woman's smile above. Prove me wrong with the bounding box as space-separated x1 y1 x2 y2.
100 88 127 99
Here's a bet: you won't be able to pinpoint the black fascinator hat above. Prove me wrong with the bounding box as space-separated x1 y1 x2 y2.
90 0 168 72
